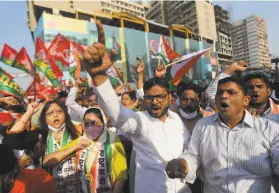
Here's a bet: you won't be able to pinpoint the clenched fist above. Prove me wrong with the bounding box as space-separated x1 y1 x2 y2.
165 158 188 179
82 21 117 77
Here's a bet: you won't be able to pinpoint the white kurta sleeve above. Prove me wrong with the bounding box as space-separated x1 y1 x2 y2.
136 88 144 99
65 87 87 119
95 79 140 134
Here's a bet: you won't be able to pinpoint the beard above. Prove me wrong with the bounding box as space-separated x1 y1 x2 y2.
147 105 169 119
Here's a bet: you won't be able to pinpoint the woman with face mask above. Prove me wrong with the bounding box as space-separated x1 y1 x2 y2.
76 107 128 193
39 100 89 193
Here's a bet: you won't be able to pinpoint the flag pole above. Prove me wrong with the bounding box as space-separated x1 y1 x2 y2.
33 66 36 102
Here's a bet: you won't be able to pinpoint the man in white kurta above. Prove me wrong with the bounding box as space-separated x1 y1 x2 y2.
95 79 191 193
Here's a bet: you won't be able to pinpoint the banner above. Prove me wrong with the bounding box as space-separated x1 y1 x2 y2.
0 44 17 66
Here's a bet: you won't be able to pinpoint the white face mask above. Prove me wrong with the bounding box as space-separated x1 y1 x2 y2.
179 109 199 120
48 123 65 133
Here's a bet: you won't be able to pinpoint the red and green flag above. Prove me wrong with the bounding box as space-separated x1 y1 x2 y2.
34 38 60 88
13 47 34 75
0 69 22 99
0 67 13 80
0 44 17 66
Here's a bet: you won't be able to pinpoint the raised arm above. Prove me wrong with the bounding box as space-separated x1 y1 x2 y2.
136 60 145 99
6 102 41 134
82 21 140 134
65 78 87 119
205 62 248 107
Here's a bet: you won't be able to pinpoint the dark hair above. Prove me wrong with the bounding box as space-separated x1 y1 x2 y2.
143 77 170 94
83 108 104 124
243 72 271 89
218 77 248 95
0 145 17 174
76 95 83 102
177 81 202 98
122 91 137 101
57 91 68 99
39 99 78 144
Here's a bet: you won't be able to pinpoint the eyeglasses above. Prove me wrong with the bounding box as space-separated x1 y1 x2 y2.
45 109 63 116
144 94 167 103
84 120 103 128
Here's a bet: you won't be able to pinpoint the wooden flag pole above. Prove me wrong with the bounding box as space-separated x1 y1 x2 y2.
33 67 36 101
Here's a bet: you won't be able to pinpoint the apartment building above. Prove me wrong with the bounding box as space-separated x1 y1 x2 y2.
232 15 270 67
214 5 233 65
27 0 149 34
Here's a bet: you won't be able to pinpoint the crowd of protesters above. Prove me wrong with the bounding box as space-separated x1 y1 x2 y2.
1 21 279 193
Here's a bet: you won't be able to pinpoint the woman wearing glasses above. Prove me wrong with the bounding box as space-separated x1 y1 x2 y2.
39 100 88 193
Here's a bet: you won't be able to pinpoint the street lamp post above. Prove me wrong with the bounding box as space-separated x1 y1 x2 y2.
271 57 279 81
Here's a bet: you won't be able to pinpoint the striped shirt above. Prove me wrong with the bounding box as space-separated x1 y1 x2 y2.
181 111 279 193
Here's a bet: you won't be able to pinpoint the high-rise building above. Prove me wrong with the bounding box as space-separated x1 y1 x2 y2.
232 15 270 67
214 5 233 65
146 1 167 24
147 1 217 42
166 1 217 41
27 0 149 35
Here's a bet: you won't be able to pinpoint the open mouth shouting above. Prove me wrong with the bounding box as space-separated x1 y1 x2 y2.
220 101 229 111
53 118 61 127
151 105 161 114
251 93 260 101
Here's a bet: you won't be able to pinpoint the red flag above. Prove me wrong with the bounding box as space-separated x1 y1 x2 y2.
48 33 71 67
0 44 17 66
14 47 34 75
72 41 84 58
26 80 46 99
48 54 63 79
35 38 63 80
46 86 58 95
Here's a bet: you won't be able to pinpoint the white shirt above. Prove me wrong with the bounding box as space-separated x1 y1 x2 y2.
180 111 279 193
65 87 87 123
95 79 192 193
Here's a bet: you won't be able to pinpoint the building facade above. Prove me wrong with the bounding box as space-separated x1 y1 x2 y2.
232 15 270 67
214 5 233 65
164 1 217 41
27 0 148 35
146 1 166 24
